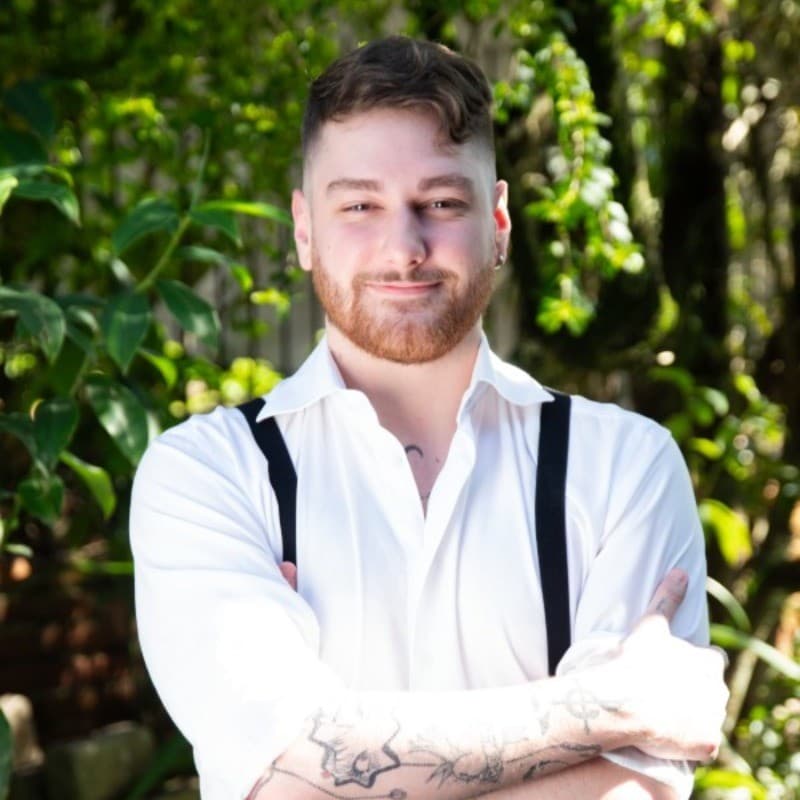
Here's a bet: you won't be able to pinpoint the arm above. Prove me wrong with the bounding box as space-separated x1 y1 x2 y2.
468 760 678 800
132 414 722 800
248 572 723 800
554 415 713 797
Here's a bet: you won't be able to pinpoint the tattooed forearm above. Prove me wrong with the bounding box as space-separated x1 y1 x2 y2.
407 736 505 788
309 709 402 788
518 742 602 781
537 680 624 735
248 762 408 800
249 677 632 799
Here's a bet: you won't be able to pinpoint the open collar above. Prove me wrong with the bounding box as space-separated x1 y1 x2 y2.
256 333 553 422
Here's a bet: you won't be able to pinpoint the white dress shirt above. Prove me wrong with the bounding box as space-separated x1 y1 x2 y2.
131 335 707 799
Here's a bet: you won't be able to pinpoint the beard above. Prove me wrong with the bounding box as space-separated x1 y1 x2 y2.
311 246 496 364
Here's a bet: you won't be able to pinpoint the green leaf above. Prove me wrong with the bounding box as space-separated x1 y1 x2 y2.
112 198 179 255
230 264 254 292
700 386 729 416
706 576 751 633
0 412 36 459
0 163 73 185
123 731 192 800
49 337 89 395
189 206 241 246
699 499 752 567
140 349 178 388
536 294 594 335
101 291 152 372
0 127 47 164
689 437 724 460
0 287 66 363
710 624 800 681
693 767 767 800
71 558 133 577
5 544 33 558
0 708 11 800
85 375 149 466
177 246 253 291
648 365 695 394
177 245 228 265
13 180 81 225
0 174 18 215
60 451 117 519
19 471 64 525
250 287 291 315
156 279 220 350
194 199 292 227
4 80 56 140
33 397 79 470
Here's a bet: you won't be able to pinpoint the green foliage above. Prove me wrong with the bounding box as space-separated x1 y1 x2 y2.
0 130 287 538
0 1 797 797
495 24 643 335
0 709 9 800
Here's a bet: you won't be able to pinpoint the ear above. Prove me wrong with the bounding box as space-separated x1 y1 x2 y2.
292 188 312 272
493 179 511 261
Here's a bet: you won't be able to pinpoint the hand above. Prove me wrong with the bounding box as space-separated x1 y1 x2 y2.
279 561 297 590
603 568 729 762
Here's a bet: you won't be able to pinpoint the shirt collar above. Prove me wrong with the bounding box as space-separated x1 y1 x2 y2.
464 332 553 410
256 333 553 422
255 337 348 421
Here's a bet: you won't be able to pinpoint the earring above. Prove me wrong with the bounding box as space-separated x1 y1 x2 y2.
495 252 506 270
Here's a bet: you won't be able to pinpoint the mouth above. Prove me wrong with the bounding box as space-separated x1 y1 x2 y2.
363 281 442 297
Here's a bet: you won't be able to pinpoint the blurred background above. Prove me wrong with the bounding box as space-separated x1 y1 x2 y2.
0 0 798 798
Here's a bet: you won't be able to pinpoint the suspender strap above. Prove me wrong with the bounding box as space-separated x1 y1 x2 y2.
238 398 298 565
535 390 572 676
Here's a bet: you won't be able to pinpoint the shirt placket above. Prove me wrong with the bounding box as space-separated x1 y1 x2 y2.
407 411 478 686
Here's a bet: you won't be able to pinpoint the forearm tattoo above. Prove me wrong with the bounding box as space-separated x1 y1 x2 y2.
247 681 624 799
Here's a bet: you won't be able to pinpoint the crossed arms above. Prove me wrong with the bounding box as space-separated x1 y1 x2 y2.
131 417 727 800
246 568 727 800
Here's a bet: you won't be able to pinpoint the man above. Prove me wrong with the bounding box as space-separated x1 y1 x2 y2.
131 37 728 800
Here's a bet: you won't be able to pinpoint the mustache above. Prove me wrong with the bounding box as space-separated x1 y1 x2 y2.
353 267 454 284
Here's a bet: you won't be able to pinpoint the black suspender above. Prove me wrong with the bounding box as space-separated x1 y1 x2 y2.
238 389 572 675
238 398 298 565
536 390 572 675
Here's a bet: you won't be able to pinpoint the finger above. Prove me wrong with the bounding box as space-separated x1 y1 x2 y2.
279 561 298 591
644 567 688 622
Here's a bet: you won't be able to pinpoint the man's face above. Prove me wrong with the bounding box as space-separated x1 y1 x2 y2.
292 108 510 364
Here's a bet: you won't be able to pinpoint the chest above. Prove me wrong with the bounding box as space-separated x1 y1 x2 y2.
280 401 592 692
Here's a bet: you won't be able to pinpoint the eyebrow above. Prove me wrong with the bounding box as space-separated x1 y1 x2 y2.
326 178 382 194
325 174 475 196
418 174 475 195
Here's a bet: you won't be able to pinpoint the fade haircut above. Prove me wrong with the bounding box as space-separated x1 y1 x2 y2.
302 36 495 163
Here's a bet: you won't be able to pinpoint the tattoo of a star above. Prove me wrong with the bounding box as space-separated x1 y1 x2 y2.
310 710 402 789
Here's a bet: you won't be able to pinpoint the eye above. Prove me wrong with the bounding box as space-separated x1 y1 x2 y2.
425 199 468 213
343 202 373 213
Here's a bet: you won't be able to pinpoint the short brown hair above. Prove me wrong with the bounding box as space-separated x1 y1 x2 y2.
302 36 494 158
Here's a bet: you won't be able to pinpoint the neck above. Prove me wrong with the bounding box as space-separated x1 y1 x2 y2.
326 323 482 438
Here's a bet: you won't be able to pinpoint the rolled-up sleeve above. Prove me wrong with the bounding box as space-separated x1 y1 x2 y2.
130 408 344 799
560 426 708 799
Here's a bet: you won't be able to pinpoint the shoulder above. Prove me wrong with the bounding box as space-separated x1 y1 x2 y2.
568 393 673 455
134 403 258 494
563 393 689 500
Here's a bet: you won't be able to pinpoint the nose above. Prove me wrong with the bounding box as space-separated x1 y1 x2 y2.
380 207 427 270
